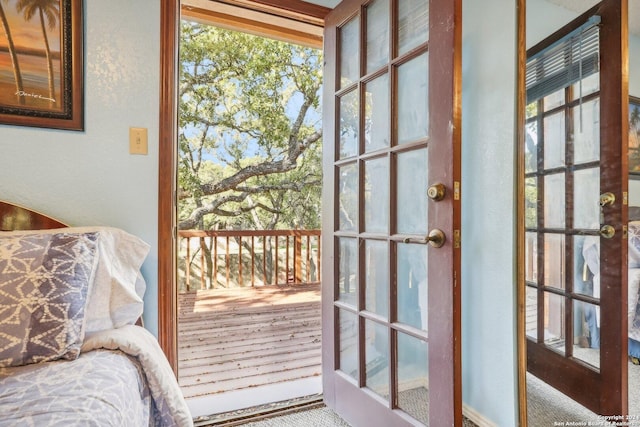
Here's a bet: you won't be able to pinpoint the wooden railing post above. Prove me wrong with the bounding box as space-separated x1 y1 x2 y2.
295 235 302 283
177 229 321 290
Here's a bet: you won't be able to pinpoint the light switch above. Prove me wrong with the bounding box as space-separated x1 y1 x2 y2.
129 127 148 155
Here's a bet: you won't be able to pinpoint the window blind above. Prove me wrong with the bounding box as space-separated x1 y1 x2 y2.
526 16 601 103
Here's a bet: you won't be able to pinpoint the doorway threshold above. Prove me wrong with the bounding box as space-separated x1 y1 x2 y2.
188 376 322 420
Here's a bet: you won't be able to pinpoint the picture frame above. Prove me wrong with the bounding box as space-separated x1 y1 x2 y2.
630 96 640 179
0 0 83 131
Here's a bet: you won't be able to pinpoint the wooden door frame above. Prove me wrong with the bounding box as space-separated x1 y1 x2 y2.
517 0 629 418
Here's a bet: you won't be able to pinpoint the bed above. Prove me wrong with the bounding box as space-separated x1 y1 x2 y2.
0 200 193 426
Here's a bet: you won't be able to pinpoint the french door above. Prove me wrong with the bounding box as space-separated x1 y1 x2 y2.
321 0 461 425
524 1 628 415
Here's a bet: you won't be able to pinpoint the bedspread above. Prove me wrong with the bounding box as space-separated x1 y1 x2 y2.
82 325 193 427
0 326 193 427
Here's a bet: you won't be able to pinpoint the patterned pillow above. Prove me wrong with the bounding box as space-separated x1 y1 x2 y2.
0 232 99 367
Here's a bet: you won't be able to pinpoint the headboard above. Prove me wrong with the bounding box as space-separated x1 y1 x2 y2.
0 200 67 231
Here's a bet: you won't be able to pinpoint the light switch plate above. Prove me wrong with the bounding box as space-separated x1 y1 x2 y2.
129 127 148 155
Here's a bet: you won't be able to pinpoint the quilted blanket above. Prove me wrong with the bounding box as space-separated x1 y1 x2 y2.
0 326 193 427
82 325 194 427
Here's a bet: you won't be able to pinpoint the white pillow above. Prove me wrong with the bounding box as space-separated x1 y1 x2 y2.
1 226 150 333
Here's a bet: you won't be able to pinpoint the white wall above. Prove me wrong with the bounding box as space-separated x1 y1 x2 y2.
461 0 519 425
0 0 161 336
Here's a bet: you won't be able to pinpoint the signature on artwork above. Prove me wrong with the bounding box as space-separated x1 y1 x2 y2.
15 91 56 103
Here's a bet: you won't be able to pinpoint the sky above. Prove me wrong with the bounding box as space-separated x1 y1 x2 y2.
0 2 61 54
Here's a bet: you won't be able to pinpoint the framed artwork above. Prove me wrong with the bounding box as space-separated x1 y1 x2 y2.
0 0 83 131
631 96 640 178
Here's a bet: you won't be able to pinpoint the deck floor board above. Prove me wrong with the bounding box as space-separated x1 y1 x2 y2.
177 283 322 399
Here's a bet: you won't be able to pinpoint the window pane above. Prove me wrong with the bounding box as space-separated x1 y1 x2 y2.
570 72 599 101
397 243 427 331
543 112 565 169
397 53 428 144
573 300 600 370
364 73 390 153
365 319 389 399
543 88 565 112
398 0 428 56
526 286 537 340
544 292 565 355
544 233 565 290
365 157 389 233
338 163 358 231
340 17 360 88
397 332 428 424
525 232 538 283
339 90 359 159
365 240 389 319
525 121 538 173
525 177 537 228
339 309 358 380
572 99 600 165
338 238 357 306
366 0 389 74
573 167 600 229
544 173 565 229
397 149 428 235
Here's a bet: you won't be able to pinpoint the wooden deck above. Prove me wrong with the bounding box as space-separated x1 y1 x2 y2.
177 283 322 400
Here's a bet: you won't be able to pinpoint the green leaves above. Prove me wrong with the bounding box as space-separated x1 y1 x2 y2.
178 22 323 231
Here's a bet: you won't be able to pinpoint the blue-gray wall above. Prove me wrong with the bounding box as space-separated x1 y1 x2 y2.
0 0 161 336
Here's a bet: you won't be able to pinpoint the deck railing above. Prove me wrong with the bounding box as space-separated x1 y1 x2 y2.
178 229 321 291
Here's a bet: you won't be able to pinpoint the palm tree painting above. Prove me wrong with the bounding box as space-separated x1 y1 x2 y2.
0 0 81 130
0 0 62 111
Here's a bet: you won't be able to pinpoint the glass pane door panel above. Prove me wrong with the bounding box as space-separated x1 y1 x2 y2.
544 173 566 228
397 332 429 425
339 164 358 231
573 236 594 297
573 300 600 369
525 121 538 173
397 0 429 56
573 167 600 229
340 90 359 159
366 0 389 74
580 235 600 298
397 53 429 144
365 157 389 233
364 74 390 153
630 103 640 173
340 17 360 88
544 292 565 354
525 232 538 283
544 233 565 290
397 243 428 331
543 112 566 169
572 99 600 164
397 149 428 235
525 177 537 228
338 238 358 305
339 309 359 380
365 319 390 399
365 240 389 318
544 89 565 112
526 286 538 340
570 72 599 101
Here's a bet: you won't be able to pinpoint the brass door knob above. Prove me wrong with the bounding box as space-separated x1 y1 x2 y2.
427 183 446 201
402 229 446 247
599 192 615 207
427 229 446 248
599 225 615 239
